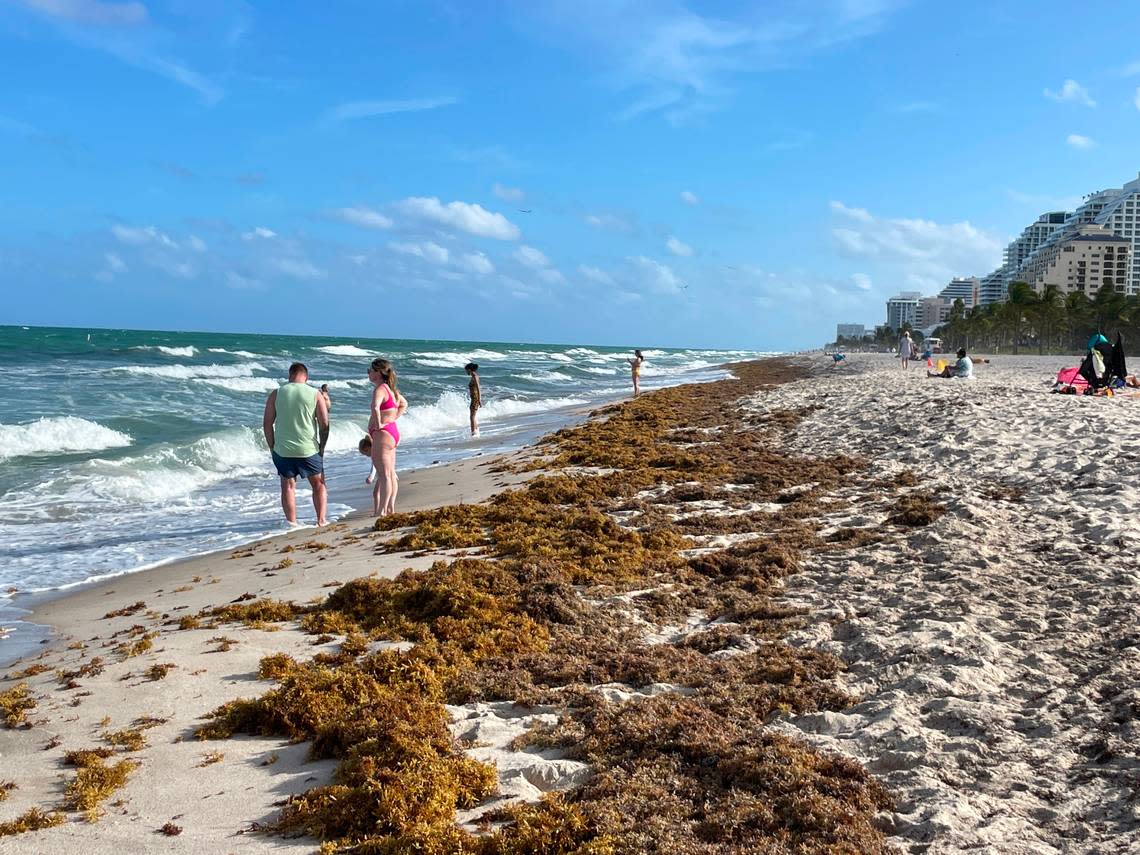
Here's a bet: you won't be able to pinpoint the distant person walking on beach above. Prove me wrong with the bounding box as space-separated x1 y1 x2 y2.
898 332 915 369
465 362 482 437
367 358 407 517
628 349 644 396
262 362 329 526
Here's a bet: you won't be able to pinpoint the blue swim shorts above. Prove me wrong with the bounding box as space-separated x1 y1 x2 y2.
271 451 324 480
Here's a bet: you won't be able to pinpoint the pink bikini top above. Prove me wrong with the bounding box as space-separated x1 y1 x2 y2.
378 385 398 411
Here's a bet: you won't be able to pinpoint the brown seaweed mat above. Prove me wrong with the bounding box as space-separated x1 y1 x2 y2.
195 358 930 854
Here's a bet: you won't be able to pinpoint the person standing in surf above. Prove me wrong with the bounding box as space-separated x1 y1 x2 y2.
628 349 644 396
262 362 329 526
367 358 407 516
465 362 482 437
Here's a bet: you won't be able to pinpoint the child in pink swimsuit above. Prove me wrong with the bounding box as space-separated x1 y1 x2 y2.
367 358 406 516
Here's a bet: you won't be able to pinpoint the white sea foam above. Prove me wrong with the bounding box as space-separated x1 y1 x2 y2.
207 348 260 358
114 363 267 380
133 345 198 357
576 366 618 376
315 344 377 357
399 390 587 440
412 349 511 369
516 370 573 383
204 377 282 393
0 417 133 461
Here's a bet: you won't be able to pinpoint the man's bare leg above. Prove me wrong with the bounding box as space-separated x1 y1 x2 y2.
280 477 297 524
308 474 328 526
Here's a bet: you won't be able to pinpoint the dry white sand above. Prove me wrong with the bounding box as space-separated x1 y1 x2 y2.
754 353 1140 854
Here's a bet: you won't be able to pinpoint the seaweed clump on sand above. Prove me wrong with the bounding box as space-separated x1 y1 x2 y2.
888 491 947 527
64 754 139 822
0 683 35 728
198 357 899 853
0 808 65 837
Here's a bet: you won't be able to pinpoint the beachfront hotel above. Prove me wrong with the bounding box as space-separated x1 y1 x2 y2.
1016 224 1130 295
975 174 1140 302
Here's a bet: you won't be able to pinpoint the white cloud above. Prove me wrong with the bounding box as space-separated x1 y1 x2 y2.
459 252 494 275
522 1 904 123
389 241 449 265
111 224 174 247
679 190 700 205
274 258 324 280
225 271 264 290
334 206 393 230
185 235 207 253
828 200 873 223
1125 59 1140 77
149 255 195 280
16 1 222 103
829 200 1003 288
1134 87 1140 111
539 268 566 285
493 183 525 202
579 264 616 286
666 236 694 257
1066 133 1095 149
851 272 872 291
395 196 520 240
327 97 457 122
1044 79 1096 107
584 212 636 234
105 251 127 273
19 0 148 27
629 255 685 294
242 226 277 240
513 245 550 269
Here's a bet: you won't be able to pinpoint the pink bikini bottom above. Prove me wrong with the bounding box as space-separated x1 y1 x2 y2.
369 422 400 447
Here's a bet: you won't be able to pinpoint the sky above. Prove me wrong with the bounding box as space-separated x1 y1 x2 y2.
2 1 1140 350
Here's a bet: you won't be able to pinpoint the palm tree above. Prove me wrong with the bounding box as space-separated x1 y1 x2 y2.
1005 281 1037 354
1064 291 1090 352
1030 284 1063 353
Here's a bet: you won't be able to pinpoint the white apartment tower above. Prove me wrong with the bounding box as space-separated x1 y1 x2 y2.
885 292 922 330
938 277 980 308
1092 173 1140 295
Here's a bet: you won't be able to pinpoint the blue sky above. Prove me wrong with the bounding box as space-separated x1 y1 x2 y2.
2 1 1140 349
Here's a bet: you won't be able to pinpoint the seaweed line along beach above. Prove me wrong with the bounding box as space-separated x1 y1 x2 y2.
1 353 1138 853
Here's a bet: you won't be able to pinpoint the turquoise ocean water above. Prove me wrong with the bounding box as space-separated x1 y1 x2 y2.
0 325 765 656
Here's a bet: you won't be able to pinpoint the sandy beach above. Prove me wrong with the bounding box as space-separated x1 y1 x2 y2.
2 355 1138 853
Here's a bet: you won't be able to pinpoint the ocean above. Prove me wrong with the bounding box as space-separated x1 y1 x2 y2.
0 325 765 653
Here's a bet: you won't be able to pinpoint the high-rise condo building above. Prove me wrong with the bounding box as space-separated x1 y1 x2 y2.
938 277 981 308
1018 225 1130 296
885 292 922 330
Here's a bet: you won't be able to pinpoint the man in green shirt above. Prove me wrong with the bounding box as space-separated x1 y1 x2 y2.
262 362 331 526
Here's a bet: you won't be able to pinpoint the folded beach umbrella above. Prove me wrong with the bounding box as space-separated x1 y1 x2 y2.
1107 333 1127 385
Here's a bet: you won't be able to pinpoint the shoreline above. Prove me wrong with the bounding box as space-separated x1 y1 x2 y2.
1 370 744 669
0 447 534 670
0 392 619 668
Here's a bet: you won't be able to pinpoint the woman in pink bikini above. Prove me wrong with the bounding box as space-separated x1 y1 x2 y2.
367 358 407 516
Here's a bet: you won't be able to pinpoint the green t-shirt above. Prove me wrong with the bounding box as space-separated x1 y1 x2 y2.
273 382 319 458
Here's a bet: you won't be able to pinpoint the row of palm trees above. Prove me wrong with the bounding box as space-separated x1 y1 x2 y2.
932 282 1133 354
